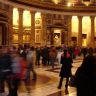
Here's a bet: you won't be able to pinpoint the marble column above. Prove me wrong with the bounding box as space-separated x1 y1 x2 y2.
78 16 83 47
30 11 35 46
41 13 47 46
68 16 72 46
90 16 95 48
18 8 23 45
8 6 13 45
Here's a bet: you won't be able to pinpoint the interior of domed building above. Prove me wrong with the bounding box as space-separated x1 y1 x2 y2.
0 0 96 96
0 0 96 47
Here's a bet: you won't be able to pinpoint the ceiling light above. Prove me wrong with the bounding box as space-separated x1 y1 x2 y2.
52 0 61 4
67 2 72 7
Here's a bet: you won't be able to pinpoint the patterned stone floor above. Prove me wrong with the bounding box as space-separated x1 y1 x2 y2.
5 56 83 96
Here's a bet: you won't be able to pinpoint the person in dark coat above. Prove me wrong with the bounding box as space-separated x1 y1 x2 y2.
0 46 12 96
81 47 88 58
41 46 49 66
36 47 41 66
75 48 96 96
58 50 73 89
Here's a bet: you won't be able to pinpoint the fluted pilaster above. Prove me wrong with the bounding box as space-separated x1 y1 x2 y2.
78 16 83 47
8 6 13 45
68 16 72 46
41 13 47 46
90 16 95 48
30 11 35 46
18 8 23 45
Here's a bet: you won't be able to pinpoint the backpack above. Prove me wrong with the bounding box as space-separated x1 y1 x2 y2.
12 57 21 74
11 56 27 79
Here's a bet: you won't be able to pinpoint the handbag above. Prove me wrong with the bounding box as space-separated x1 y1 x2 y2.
69 75 76 87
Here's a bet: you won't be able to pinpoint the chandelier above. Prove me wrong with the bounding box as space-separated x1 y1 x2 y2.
52 0 62 4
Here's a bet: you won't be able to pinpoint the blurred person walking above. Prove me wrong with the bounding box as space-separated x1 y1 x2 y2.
0 46 12 96
26 47 37 81
49 46 57 69
10 46 27 96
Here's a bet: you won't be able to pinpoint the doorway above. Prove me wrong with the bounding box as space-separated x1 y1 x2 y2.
0 23 8 45
53 29 61 46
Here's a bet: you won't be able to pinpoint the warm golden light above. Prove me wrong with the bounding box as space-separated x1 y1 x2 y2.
95 17 96 36
54 29 61 33
13 8 19 25
23 10 31 27
23 35 30 43
35 12 41 19
35 12 41 26
72 16 78 35
67 2 72 7
13 34 18 42
52 0 61 4
82 16 91 46
82 17 91 34
35 12 41 44
82 39 86 47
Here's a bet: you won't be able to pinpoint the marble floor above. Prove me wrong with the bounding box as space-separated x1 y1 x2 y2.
5 56 83 96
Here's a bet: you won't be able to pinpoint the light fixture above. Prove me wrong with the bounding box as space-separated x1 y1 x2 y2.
52 0 61 4
67 2 72 7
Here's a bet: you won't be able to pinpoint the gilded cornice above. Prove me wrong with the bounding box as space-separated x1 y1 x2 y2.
9 0 96 13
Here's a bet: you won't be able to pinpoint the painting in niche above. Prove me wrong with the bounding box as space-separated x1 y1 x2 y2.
54 33 60 46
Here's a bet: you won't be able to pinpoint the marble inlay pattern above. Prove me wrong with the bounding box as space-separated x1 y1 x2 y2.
4 56 83 96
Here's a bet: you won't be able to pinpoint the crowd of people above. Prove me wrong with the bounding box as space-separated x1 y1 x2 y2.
0 44 96 96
